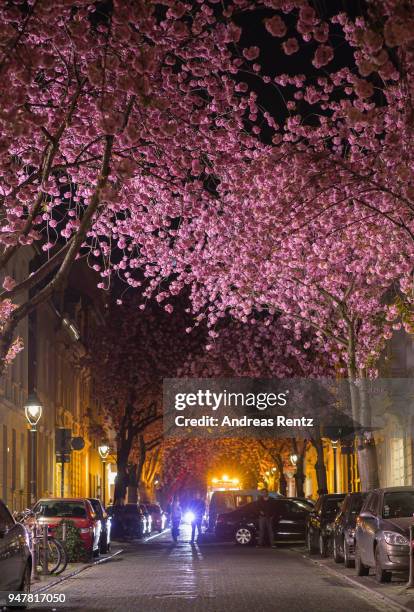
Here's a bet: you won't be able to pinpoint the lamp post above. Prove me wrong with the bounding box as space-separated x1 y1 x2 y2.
24 392 43 506
98 445 110 507
331 440 339 493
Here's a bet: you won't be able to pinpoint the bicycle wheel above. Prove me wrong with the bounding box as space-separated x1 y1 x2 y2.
51 539 68 575
36 538 63 575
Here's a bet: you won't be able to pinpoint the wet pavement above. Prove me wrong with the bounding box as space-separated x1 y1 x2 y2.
29 525 394 612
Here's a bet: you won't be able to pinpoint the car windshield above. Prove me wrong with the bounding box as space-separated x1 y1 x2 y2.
34 500 87 518
88 499 102 515
383 492 414 518
350 496 365 516
324 498 344 514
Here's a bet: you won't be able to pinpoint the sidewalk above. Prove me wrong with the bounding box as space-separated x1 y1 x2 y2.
32 546 123 593
299 548 414 612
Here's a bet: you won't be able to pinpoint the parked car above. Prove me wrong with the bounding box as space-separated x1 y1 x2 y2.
331 492 367 567
0 499 32 596
139 504 152 534
289 497 315 509
355 486 414 582
88 498 111 553
215 498 310 545
32 498 101 559
144 503 166 533
208 489 284 531
107 504 146 539
306 493 346 557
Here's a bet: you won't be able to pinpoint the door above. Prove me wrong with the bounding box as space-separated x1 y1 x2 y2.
274 501 309 541
0 501 23 590
357 493 379 566
308 498 322 545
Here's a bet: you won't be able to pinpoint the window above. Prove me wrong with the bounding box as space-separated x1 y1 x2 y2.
2 425 7 504
235 495 254 507
383 491 414 519
368 492 379 515
11 429 16 492
33 500 87 518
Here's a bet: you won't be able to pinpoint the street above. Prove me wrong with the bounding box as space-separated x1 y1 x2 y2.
31 528 393 612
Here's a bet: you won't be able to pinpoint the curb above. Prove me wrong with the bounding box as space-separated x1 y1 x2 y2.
33 549 123 594
302 552 413 612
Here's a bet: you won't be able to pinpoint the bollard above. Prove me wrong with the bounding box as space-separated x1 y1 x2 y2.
407 524 414 588
62 522 66 542
42 524 48 576
31 525 39 581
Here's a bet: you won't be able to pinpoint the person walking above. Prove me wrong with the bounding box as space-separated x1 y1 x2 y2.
171 497 182 543
257 489 276 548
189 492 205 544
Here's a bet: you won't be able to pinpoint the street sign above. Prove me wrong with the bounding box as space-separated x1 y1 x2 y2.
55 452 71 463
55 428 72 453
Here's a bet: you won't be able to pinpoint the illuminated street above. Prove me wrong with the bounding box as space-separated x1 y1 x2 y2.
31 528 392 612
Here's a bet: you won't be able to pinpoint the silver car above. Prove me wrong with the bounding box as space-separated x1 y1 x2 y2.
355 486 414 582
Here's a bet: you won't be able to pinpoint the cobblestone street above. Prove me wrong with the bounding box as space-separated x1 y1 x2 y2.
30 528 395 612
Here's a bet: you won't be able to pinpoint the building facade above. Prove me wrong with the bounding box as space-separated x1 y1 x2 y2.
0 252 109 511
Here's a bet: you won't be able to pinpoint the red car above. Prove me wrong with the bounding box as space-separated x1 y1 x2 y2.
32 498 101 558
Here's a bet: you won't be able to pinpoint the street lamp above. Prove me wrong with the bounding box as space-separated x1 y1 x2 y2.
24 392 42 506
331 439 339 493
98 445 110 507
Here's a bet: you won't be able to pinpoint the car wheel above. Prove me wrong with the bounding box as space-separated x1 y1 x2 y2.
333 537 343 563
355 545 369 576
307 529 317 554
235 526 254 545
375 547 391 583
319 534 328 558
344 540 354 568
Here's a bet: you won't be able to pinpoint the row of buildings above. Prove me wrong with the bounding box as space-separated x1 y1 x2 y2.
0 251 114 512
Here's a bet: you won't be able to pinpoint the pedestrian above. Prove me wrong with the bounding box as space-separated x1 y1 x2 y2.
171 497 182 543
257 488 276 548
189 491 205 544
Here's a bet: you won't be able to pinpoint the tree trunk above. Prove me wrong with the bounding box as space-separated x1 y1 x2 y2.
357 374 379 491
347 327 379 492
275 454 287 495
312 435 328 495
292 438 306 498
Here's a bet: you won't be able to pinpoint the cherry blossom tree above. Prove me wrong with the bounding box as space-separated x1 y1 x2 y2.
86 295 204 504
0 0 264 372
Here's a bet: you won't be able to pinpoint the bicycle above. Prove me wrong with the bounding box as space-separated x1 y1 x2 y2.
14 509 68 576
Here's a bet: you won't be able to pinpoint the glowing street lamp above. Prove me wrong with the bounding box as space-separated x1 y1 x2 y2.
24 392 43 505
222 474 229 481
212 477 219 484
98 445 110 460
98 445 110 506
24 392 43 431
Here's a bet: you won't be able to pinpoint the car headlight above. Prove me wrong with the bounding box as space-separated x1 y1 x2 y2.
383 531 409 546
